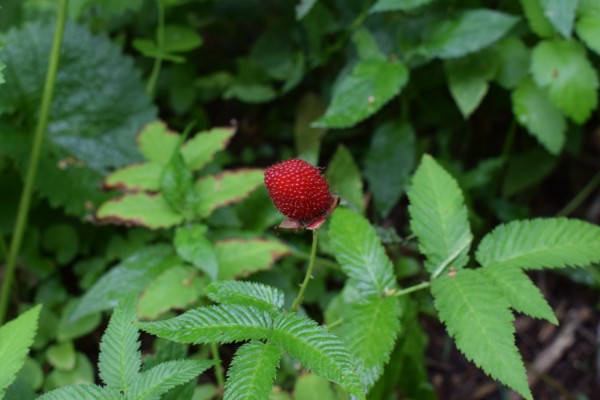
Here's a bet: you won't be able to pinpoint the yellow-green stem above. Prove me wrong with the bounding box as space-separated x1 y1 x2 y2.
210 343 225 394
291 230 319 312
393 281 431 297
0 0 68 324
145 0 165 96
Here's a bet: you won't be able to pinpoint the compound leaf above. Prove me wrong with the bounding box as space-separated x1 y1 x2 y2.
137 122 179 166
205 281 284 312
216 239 290 280
37 384 122 400
104 163 163 191
181 127 235 171
96 193 184 229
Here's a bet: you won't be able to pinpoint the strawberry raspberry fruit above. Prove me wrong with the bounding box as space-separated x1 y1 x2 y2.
264 159 334 222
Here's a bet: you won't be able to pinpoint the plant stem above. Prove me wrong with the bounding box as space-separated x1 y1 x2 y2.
557 171 600 217
0 0 68 325
146 0 165 96
292 250 339 270
393 281 431 297
210 343 225 393
291 230 319 312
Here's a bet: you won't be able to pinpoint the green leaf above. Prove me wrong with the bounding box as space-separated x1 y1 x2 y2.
422 9 519 59
96 193 184 229
271 313 364 399
181 127 235 171
334 296 402 388
0 305 41 397
137 265 206 319
72 245 176 320
494 36 530 90
174 225 218 280
205 281 284 312
160 150 195 214
407 155 473 275
133 39 184 63
351 29 385 61
431 270 532 400
445 50 498 118
476 218 600 270
326 145 364 213
129 360 212 400
329 208 396 295
42 223 79 265
195 169 264 218
519 0 556 37
482 266 557 324
37 384 122 400
104 163 163 191
216 239 290 280
511 78 566 155
137 122 179 166
224 341 281 400
138 305 273 344
98 293 140 391
576 0 600 55
530 39 598 124
163 25 203 53
370 0 433 13
313 60 409 129
46 341 76 370
294 93 327 164
57 300 102 342
364 122 416 217
294 373 344 400
540 0 578 37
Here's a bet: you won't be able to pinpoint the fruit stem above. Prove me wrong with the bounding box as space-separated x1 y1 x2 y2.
0 0 68 324
291 229 319 312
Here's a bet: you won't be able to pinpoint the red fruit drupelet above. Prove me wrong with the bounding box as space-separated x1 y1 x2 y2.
264 159 333 222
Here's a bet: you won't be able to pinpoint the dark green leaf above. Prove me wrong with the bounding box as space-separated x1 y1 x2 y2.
174 225 218 280
370 0 434 13
326 145 364 213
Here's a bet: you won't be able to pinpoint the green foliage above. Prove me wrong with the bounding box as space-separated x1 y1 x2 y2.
576 0 600 54
215 239 291 280
370 0 433 13
37 384 121 400
326 145 364 214
173 224 218 280
204 281 285 312
539 0 578 37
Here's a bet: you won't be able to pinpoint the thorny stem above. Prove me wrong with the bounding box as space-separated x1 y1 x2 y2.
0 0 68 324
291 230 319 312
210 343 225 394
145 0 165 96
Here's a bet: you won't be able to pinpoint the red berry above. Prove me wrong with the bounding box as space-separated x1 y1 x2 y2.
264 159 333 222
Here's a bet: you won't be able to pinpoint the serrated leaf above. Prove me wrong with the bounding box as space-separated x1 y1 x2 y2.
271 313 364 399
96 193 184 229
160 150 195 214
511 78 566 155
407 155 472 276
540 0 578 37
137 122 179 165
37 384 122 400
216 239 290 280
180 127 235 171
224 341 281 400
494 36 530 90
104 163 162 191
364 122 416 217
71 245 176 321
422 9 519 59
129 360 212 400
370 0 433 13
99 293 140 391
431 270 532 400
195 169 264 218
174 225 218 280
482 265 557 324
334 296 402 389
531 39 598 124
476 218 600 270
205 281 284 311
0 305 41 397
326 145 364 213
137 305 273 344
313 60 409 129
576 0 600 55
519 0 556 37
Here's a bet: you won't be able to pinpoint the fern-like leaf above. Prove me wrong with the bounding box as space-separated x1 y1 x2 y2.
334 295 403 389
37 384 122 400
127 360 212 400
99 293 141 391
224 341 281 400
271 312 364 399
407 155 472 275
137 305 272 344
205 281 284 312
482 265 557 324
329 208 396 295
476 218 600 270
431 269 532 400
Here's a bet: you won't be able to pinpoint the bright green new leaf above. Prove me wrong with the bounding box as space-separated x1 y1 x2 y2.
326 145 364 213
0 305 41 397
313 60 409 129
138 305 273 344
370 0 434 13
531 39 598 124
482 265 557 324
174 225 218 280
98 293 140 391
329 208 396 295
46 341 76 370
37 384 122 400
205 281 285 312
270 313 364 399
476 218 600 270
539 0 578 37
96 193 184 229
181 127 235 171
422 9 519 59
519 0 556 37
104 163 163 191
575 0 600 55
511 78 566 155
364 122 416 217
137 122 180 165
431 270 532 400
407 155 472 276
494 36 530 90
195 169 264 218
224 341 281 400
215 239 290 280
